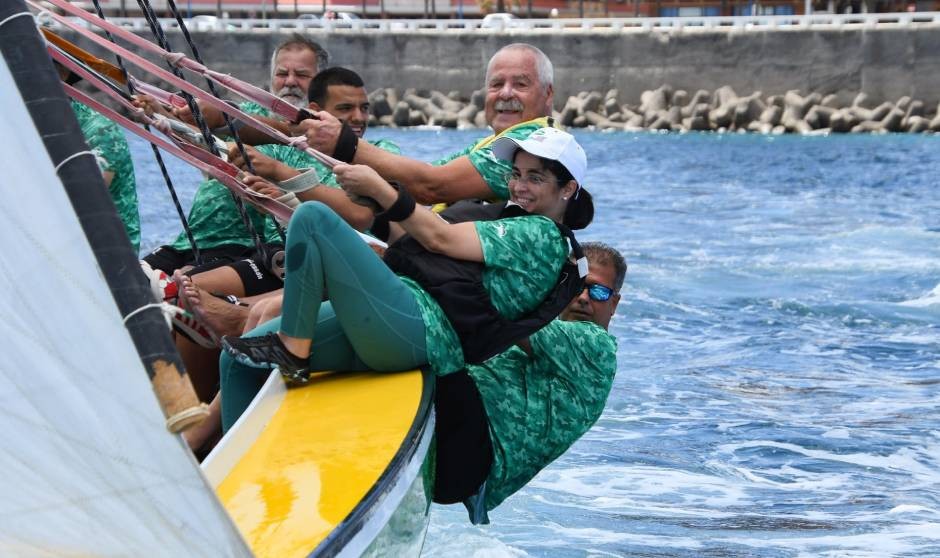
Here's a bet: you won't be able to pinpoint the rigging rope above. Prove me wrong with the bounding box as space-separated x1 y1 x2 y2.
88 0 203 264
162 0 286 244
28 1 340 169
132 0 268 259
62 82 294 223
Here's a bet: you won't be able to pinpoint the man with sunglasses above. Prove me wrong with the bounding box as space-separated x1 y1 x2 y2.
435 241 625 524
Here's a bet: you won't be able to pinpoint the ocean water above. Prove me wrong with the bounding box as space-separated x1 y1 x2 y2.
131 130 940 557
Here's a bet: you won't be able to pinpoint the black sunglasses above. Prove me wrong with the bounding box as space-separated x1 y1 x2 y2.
586 283 614 302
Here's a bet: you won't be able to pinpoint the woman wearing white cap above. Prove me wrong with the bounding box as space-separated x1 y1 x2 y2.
219 127 593 431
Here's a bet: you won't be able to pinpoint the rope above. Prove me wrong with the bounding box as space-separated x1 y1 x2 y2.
122 302 165 324
163 0 287 246
89 0 203 264
54 150 95 173
135 0 268 259
0 11 32 28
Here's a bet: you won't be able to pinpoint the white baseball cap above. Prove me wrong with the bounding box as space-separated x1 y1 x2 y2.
491 127 587 185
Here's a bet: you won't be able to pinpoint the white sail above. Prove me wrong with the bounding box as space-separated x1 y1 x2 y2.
0 54 251 557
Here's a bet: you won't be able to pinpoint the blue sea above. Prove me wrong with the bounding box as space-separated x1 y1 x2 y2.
132 130 940 558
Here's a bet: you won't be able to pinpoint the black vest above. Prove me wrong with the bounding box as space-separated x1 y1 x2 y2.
384 201 585 364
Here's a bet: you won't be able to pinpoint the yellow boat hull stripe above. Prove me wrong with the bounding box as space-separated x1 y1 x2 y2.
214 369 424 558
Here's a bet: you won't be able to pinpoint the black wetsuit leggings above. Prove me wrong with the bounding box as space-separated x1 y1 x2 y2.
433 370 494 504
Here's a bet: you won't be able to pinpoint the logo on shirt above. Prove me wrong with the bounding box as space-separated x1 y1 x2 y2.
495 223 507 238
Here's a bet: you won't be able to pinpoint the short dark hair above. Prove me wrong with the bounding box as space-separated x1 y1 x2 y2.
581 242 627 291
307 66 365 105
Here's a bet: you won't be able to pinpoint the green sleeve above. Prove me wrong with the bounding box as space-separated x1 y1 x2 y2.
431 144 473 167
530 320 618 420
466 122 547 200
474 216 566 319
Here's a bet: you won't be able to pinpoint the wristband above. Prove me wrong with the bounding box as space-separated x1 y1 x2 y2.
333 121 359 163
370 212 391 242
378 181 416 222
278 168 322 193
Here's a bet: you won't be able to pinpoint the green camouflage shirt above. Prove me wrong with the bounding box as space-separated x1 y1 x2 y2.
432 117 550 200
260 138 401 243
71 100 140 253
407 214 567 377
170 102 271 251
467 319 618 511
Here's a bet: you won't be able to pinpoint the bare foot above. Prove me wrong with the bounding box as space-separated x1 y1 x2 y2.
172 268 195 309
183 283 250 338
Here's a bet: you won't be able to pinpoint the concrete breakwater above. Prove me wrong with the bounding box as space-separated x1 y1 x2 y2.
58 25 940 131
369 84 940 133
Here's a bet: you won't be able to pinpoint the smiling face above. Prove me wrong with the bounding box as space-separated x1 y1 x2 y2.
310 84 370 138
271 46 319 108
508 150 576 222
484 48 553 134
561 258 621 330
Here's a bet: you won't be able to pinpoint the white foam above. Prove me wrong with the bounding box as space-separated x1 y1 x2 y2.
716 441 940 484
729 522 940 557
529 464 751 512
424 509 530 558
899 283 940 308
888 504 940 516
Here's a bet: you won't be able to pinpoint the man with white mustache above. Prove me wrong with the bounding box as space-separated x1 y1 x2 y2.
296 43 556 205
142 35 328 276
170 34 327 145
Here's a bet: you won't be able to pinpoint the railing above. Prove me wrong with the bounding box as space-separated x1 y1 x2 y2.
37 11 940 33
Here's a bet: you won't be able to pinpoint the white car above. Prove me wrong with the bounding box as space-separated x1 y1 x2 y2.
189 15 219 31
480 13 518 29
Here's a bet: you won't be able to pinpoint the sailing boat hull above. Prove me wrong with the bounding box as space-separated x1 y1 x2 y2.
204 369 435 557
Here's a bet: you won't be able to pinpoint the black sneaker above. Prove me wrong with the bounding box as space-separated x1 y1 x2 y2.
221 333 312 385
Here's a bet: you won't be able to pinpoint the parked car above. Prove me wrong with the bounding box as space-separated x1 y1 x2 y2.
323 11 362 21
189 15 220 31
480 13 518 28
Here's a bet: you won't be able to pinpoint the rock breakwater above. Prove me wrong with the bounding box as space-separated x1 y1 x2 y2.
367 85 940 134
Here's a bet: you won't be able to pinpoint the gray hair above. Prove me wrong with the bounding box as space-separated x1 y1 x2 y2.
485 43 553 90
581 242 627 291
269 34 329 79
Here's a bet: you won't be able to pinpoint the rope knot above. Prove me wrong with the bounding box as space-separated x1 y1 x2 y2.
164 51 186 66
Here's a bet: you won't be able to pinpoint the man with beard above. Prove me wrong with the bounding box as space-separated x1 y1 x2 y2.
295 43 556 206
436 242 624 524
154 68 400 403
141 35 328 275
181 66 400 300
170 34 327 145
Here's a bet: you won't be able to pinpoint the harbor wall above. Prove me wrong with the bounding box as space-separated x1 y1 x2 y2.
62 27 940 106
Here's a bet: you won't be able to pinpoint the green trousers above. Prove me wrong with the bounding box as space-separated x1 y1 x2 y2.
221 201 429 431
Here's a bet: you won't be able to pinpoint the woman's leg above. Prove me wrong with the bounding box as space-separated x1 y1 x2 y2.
283 202 428 371
220 305 369 431
225 202 428 373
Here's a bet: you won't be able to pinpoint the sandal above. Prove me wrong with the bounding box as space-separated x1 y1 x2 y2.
140 261 179 304
165 304 219 349
221 333 311 385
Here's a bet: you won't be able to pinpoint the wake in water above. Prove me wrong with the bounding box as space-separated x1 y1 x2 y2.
131 131 940 558
900 283 940 308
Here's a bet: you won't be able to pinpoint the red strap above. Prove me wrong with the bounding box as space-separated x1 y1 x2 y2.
129 78 188 109
63 83 294 224
40 0 302 123
31 0 339 171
